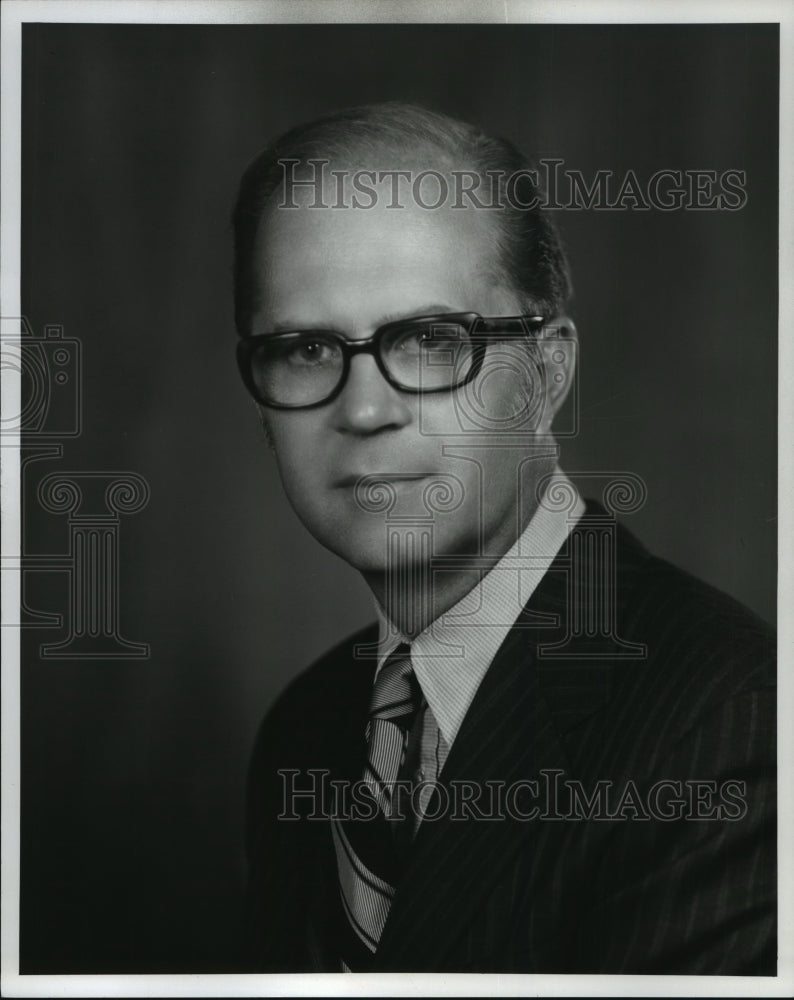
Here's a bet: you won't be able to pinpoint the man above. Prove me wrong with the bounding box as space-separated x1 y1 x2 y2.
233 103 775 974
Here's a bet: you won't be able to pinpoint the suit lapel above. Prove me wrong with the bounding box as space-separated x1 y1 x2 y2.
373 557 572 969
373 502 646 970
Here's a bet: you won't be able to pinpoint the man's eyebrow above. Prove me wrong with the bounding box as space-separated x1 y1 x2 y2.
269 319 328 333
269 305 456 334
378 305 456 325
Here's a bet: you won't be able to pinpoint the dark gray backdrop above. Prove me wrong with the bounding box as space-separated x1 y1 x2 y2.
19 22 777 972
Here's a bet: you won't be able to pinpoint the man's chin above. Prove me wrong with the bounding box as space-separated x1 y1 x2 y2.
316 526 430 576
317 521 478 578
325 541 402 575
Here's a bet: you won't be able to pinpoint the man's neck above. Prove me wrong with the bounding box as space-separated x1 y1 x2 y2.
362 496 544 638
363 561 486 639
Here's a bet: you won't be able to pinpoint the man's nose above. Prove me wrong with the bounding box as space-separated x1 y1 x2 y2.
331 353 413 434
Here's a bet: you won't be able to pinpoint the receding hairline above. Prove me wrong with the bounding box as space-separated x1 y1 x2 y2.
232 102 572 335
253 141 533 309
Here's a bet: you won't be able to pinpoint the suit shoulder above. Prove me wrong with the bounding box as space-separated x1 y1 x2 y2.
628 548 774 653
580 505 771 645
610 529 775 726
278 621 377 709
248 622 377 760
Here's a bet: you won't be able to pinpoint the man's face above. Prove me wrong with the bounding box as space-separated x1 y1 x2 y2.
252 184 559 574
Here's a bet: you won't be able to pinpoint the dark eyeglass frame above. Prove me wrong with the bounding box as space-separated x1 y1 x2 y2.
236 312 547 410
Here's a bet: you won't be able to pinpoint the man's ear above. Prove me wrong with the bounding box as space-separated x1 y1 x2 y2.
537 315 577 431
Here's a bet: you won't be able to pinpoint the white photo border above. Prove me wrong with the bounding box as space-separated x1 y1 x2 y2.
1 1 791 997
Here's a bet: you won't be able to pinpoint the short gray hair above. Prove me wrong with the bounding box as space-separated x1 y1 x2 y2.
232 101 572 336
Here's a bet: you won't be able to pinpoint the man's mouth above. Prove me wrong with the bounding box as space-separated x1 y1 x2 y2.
333 472 433 490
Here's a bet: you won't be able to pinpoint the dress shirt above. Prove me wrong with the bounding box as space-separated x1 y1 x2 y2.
374 468 585 831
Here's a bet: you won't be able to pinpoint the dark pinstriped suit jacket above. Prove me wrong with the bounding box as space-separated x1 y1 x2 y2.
244 501 776 974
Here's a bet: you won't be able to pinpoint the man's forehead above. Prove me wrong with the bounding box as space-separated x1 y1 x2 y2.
260 202 490 309
259 176 497 266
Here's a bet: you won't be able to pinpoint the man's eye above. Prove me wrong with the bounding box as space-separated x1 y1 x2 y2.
286 340 336 365
393 331 425 354
395 327 464 354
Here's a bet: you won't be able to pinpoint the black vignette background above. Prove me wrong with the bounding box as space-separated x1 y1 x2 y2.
19 23 777 972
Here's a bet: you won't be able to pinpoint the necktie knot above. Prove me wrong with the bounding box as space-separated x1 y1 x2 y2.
363 644 421 798
368 643 420 731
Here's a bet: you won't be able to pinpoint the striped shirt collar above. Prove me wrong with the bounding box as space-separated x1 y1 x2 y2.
374 469 585 748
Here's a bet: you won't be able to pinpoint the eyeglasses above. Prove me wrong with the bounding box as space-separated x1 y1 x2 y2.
236 312 546 410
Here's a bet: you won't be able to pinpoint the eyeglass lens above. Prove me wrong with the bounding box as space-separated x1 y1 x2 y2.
248 319 475 406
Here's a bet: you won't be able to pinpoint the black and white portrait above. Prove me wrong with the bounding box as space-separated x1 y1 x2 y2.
1 3 789 996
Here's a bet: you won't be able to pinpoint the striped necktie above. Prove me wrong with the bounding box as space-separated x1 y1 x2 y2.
331 643 420 971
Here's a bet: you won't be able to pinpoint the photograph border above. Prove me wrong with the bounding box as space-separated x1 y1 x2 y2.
1 1 791 996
